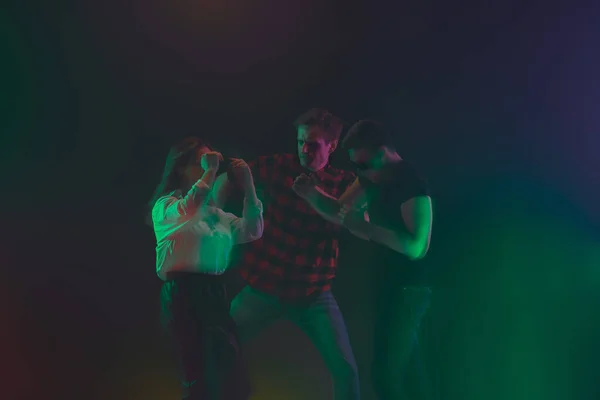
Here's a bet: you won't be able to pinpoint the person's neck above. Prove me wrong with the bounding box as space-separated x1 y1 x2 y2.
306 161 329 173
370 152 402 182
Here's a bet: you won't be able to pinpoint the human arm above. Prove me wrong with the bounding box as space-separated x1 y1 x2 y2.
292 175 365 224
228 196 264 244
153 168 218 222
210 154 275 208
340 196 433 260
227 158 264 243
211 172 232 209
152 152 222 224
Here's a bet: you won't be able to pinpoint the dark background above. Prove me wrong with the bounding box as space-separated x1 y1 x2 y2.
2 1 599 399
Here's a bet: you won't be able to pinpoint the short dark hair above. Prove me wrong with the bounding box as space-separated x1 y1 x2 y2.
293 108 344 142
342 120 395 151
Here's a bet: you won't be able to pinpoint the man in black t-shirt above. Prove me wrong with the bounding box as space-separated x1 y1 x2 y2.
294 120 433 400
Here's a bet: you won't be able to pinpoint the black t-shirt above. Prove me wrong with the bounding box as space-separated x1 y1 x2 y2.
359 161 431 287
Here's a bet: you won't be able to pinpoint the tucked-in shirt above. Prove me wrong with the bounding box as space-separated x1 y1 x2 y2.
152 180 264 280
230 153 355 301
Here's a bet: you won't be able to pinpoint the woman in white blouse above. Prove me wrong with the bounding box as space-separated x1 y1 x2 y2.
149 137 263 400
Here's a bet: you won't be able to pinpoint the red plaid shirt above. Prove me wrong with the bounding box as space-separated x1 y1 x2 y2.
240 153 355 301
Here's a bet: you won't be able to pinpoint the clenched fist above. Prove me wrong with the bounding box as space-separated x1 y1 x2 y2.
201 151 223 171
292 173 318 199
230 158 254 190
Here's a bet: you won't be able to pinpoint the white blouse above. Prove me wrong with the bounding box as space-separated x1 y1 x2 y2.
152 180 263 280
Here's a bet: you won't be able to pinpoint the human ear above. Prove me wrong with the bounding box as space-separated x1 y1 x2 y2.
328 139 339 154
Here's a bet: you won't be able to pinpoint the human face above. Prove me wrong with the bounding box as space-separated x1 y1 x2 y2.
348 147 385 181
297 125 337 171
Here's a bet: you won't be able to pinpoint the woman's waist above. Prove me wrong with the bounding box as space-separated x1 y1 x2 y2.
163 269 228 282
156 244 233 277
158 262 230 281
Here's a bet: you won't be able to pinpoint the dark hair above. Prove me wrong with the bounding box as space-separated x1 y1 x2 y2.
293 108 344 142
146 137 212 225
342 120 395 151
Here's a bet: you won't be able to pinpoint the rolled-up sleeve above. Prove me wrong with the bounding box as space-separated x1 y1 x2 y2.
229 198 264 244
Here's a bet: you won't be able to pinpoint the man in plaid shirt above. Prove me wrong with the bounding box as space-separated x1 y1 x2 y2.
212 108 360 399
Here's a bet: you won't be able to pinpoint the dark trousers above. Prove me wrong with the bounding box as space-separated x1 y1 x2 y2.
230 286 360 399
372 286 432 400
160 272 250 400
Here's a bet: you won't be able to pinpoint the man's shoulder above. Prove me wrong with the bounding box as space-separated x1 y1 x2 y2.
250 154 299 188
254 153 295 166
387 161 430 197
387 161 423 181
325 164 356 183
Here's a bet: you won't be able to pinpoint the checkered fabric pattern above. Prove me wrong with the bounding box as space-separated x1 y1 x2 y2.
240 153 355 301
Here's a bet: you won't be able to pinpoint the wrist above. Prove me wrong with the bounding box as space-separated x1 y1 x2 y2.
347 217 370 232
361 220 373 239
202 168 218 181
355 220 373 242
304 186 320 201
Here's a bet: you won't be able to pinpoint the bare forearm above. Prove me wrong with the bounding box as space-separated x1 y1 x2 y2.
304 177 365 224
305 188 344 224
368 224 412 255
359 222 424 259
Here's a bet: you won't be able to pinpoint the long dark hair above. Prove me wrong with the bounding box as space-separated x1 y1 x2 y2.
146 137 212 225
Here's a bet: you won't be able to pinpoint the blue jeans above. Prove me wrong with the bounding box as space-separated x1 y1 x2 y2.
372 286 432 400
231 286 360 400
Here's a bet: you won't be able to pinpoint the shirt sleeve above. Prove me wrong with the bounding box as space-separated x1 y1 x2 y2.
223 198 264 244
401 167 430 200
391 165 431 206
152 180 211 224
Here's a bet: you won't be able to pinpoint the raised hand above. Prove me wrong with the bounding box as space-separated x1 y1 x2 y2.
292 173 318 199
201 151 223 171
230 158 254 190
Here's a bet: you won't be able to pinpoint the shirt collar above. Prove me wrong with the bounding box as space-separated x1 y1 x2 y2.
296 157 332 178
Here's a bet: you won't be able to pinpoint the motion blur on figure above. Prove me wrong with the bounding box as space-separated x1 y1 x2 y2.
295 120 434 400
149 137 263 400
212 109 361 399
